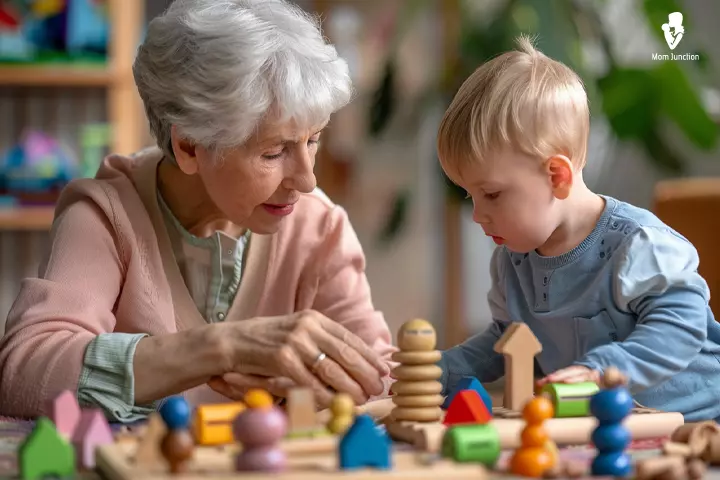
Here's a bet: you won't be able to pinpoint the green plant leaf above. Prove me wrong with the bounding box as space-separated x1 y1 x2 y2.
652 61 719 149
376 188 410 245
597 67 659 139
368 58 396 137
642 130 685 173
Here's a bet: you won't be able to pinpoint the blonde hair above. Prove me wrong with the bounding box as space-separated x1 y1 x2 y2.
437 35 590 175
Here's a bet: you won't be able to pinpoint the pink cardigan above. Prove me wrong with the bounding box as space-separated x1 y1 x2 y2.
0 148 395 417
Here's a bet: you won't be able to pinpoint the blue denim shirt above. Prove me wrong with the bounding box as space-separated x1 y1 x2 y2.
439 195 720 422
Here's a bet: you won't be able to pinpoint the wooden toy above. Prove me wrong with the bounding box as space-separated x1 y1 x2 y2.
91 318 690 479
442 376 492 412
390 319 443 422
287 388 325 437
508 395 555 477
537 381 599 417
327 393 355 434
71 408 113 469
18 417 75 480
234 389 287 472
589 367 632 477
381 321 684 453
441 423 500 466
443 390 491 426
193 402 245 445
493 322 542 411
46 389 81 438
158 396 195 474
338 414 391 470
134 412 167 467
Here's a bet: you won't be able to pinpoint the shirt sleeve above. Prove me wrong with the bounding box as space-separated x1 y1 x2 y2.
77 333 158 422
574 226 710 393
439 246 509 394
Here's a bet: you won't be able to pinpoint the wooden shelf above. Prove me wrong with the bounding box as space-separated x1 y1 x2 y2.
0 206 55 231
0 64 115 87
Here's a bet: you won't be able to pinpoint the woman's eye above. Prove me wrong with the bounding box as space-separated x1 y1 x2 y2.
262 150 284 160
485 192 500 200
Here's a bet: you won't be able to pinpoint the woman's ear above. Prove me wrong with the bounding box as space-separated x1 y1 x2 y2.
170 125 199 175
545 155 574 200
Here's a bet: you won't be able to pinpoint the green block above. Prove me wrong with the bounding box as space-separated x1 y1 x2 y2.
540 382 599 417
441 423 500 467
19 417 75 480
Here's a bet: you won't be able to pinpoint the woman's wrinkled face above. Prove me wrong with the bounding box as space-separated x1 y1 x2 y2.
194 117 326 234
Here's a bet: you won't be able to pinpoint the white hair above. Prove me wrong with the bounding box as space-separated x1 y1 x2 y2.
133 0 353 161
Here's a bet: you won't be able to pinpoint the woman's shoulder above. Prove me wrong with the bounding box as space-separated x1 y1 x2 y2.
54 148 161 239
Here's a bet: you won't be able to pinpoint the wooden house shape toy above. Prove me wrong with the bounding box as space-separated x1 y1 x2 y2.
19 390 115 472
46 389 81 438
18 417 75 480
444 390 491 426
72 408 114 468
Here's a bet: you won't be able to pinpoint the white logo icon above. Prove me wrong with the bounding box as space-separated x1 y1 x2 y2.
661 12 684 50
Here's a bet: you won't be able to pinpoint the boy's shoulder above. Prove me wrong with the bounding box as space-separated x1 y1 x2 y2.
604 195 690 244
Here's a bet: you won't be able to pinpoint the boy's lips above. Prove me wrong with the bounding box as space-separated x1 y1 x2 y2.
486 233 504 245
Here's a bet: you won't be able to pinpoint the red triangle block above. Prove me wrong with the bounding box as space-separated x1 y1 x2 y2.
443 390 491 426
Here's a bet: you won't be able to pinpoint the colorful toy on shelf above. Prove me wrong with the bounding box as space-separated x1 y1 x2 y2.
0 130 78 204
0 0 109 63
0 4 33 60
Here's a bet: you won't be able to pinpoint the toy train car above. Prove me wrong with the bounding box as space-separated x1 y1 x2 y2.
538 382 600 418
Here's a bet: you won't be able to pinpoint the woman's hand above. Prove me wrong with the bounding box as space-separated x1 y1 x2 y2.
208 310 390 407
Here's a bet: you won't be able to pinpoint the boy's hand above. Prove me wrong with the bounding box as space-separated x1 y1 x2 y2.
536 365 600 387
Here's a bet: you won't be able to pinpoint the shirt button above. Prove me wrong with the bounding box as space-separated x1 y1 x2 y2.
217 312 226 321
227 249 233 255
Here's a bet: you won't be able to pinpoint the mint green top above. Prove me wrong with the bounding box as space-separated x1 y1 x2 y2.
76 192 249 422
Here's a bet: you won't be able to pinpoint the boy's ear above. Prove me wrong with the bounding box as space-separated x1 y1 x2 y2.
170 125 200 175
545 155 573 200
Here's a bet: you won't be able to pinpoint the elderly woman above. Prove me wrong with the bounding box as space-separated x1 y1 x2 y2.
0 0 395 423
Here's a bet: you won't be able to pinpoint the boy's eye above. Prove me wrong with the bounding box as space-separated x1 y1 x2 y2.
485 192 500 200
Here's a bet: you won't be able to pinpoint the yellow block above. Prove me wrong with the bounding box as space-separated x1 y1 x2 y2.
193 402 246 446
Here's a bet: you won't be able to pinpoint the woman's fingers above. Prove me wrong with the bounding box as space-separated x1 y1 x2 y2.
316 315 390 377
276 344 336 408
289 331 368 406
207 373 285 400
311 327 384 398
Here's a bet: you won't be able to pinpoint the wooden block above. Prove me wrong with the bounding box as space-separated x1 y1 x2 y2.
72 409 114 469
46 390 81 439
493 322 542 411
385 421 447 453
19 417 76 480
193 402 245 446
96 440 489 479
385 410 684 450
443 390 491 426
133 413 166 468
287 388 318 434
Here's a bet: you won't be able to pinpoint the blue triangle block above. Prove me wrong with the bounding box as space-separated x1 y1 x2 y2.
442 376 493 414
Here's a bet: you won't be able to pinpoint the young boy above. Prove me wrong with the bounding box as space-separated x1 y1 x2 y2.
436 36 720 422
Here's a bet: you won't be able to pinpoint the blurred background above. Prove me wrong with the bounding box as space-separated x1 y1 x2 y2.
0 0 718 348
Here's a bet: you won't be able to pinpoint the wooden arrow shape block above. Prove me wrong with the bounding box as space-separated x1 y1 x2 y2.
443 390 491 426
494 322 542 412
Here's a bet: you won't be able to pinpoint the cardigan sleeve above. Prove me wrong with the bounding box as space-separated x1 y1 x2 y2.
77 333 157 422
309 204 396 396
0 192 152 420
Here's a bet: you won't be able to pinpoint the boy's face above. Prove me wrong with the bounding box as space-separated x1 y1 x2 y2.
449 148 565 254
